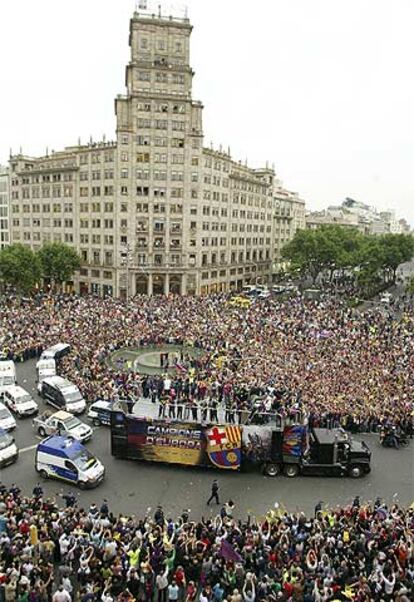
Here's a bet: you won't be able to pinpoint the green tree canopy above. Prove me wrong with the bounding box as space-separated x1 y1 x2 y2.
0 244 41 292
282 225 363 282
283 226 414 287
37 242 81 287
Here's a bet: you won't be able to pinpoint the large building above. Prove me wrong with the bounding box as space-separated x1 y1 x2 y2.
0 167 9 249
8 7 305 296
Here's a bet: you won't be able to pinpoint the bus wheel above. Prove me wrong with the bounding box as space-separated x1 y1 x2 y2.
284 464 299 478
264 463 280 477
39 470 48 480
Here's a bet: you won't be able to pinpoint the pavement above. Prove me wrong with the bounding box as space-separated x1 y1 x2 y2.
1 359 413 519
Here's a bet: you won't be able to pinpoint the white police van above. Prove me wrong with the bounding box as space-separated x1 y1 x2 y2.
0 360 17 388
40 343 71 361
0 428 18 468
87 400 113 426
35 435 105 489
36 358 57 391
39 376 86 414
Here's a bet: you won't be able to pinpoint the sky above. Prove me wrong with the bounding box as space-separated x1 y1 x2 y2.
1 0 413 222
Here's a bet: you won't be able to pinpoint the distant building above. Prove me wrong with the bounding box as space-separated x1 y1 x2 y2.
8 7 306 296
0 167 9 248
306 197 409 236
273 186 306 270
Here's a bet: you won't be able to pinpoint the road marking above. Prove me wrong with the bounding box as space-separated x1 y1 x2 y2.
20 444 38 453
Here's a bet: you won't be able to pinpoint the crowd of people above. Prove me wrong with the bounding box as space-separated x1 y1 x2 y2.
0 483 413 602
0 292 413 432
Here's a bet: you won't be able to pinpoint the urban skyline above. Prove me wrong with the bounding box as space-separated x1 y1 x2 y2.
1 0 413 224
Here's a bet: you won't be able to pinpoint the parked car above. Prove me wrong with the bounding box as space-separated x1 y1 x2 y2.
0 402 16 431
1 385 39 418
227 296 252 308
33 410 93 442
0 428 18 468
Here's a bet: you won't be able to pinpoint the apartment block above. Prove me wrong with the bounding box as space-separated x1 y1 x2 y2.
9 8 304 296
0 167 9 249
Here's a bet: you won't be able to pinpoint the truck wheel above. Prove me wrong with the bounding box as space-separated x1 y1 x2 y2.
38 427 46 437
39 470 48 480
264 463 280 477
284 465 299 478
93 418 101 427
78 481 87 490
349 465 363 478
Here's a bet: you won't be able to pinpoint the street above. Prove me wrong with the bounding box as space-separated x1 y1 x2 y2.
1 358 413 518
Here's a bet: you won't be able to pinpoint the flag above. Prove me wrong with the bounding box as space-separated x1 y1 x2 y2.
219 539 242 563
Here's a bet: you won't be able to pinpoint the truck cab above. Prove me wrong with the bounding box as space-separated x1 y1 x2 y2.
264 426 371 478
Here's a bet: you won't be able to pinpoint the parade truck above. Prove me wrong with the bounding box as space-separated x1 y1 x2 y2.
110 408 371 478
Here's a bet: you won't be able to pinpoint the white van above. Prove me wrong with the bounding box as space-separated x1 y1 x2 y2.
40 376 86 414
40 343 71 361
35 435 104 489
0 402 16 431
0 428 18 468
0 360 17 388
1 385 39 417
36 358 57 391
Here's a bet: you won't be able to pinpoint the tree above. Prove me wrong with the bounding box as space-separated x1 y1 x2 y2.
377 234 414 283
37 242 81 289
405 276 414 297
282 225 362 283
0 244 41 292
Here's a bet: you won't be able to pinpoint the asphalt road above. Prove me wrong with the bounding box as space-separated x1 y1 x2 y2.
1 359 413 518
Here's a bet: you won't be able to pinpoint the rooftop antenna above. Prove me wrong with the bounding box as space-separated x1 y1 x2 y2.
9 148 12 158
227 146 231 156
184 5 188 18
103 133 106 143
138 0 148 9
19 146 22 155
78 136 81 146
158 4 161 17
46 147 49 157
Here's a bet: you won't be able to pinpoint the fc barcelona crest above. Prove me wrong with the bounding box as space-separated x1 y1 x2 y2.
206 426 242 470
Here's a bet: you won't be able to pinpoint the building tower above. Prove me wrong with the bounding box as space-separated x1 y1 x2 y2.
114 7 204 296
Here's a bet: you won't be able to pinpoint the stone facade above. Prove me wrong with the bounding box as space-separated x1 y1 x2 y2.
8 10 305 296
0 167 10 249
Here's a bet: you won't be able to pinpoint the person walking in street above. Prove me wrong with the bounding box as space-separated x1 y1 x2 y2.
207 479 220 505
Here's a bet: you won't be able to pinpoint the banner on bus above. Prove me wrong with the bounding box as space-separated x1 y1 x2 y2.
124 418 242 469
